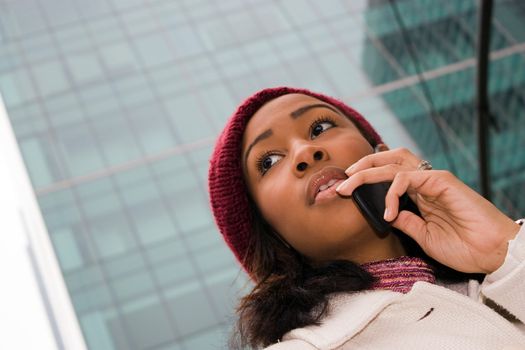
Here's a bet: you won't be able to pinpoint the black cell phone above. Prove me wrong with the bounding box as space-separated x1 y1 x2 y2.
352 182 420 234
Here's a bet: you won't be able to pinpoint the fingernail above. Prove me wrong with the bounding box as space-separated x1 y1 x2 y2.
383 207 390 221
345 165 355 175
336 179 349 193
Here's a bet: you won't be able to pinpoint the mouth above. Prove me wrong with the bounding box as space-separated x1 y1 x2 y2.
307 166 348 205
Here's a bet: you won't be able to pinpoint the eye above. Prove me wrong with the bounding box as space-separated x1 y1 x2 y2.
256 152 283 175
310 117 336 139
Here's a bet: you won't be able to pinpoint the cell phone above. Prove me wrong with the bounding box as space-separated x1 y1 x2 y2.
352 182 420 234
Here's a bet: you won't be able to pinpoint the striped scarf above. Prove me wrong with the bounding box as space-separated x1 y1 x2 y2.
362 256 436 294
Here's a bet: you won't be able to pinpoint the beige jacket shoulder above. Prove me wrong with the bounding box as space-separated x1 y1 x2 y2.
266 224 525 350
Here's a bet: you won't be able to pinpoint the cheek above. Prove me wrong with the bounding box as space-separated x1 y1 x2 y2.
335 136 374 164
256 179 299 231
253 176 315 251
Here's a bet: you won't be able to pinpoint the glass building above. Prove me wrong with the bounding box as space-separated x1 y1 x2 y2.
361 0 525 217
0 0 523 349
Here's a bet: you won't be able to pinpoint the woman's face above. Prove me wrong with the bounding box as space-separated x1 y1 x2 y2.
242 94 402 263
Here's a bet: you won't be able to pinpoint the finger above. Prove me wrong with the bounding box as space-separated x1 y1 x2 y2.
391 210 428 248
383 171 412 221
336 163 407 195
384 170 452 220
345 147 420 176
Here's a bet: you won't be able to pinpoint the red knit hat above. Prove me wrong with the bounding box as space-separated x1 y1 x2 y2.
208 87 382 274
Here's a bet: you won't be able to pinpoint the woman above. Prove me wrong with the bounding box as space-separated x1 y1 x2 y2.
208 87 525 349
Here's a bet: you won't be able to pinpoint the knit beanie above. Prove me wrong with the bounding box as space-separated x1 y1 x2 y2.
208 87 383 274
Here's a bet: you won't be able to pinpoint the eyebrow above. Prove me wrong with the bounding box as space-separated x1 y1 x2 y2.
290 103 340 119
244 129 273 167
243 103 340 167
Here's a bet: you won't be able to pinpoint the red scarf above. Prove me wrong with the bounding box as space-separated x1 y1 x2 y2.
362 256 436 294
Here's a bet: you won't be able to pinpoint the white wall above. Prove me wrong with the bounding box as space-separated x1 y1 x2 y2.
0 94 86 350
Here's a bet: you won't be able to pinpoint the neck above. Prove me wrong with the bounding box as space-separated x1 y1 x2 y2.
343 231 407 264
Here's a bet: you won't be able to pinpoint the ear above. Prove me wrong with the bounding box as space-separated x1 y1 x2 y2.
374 143 389 152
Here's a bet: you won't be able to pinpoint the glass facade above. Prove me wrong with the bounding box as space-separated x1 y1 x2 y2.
361 0 525 217
0 0 523 349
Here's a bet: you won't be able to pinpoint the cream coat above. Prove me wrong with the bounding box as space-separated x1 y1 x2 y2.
266 224 525 350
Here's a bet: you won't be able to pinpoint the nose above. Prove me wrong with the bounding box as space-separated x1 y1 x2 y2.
293 142 327 174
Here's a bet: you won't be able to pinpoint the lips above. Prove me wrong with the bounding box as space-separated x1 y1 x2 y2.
307 166 348 205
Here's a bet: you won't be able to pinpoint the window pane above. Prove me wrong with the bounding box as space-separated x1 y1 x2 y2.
31 60 70 97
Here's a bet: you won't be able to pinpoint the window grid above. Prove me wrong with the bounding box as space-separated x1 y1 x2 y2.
1 1 524 349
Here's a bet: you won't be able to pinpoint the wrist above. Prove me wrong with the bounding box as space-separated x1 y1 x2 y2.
484 220 522 274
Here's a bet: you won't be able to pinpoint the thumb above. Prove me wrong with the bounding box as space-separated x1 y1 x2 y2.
391 210 428 247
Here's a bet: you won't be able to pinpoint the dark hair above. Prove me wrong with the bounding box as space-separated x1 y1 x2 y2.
230 198 483 349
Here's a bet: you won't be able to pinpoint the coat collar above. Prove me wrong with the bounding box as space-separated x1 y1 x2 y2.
283 289 402 349
281 281 477 349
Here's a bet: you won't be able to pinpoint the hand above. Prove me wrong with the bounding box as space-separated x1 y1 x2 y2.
336 148 521 274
